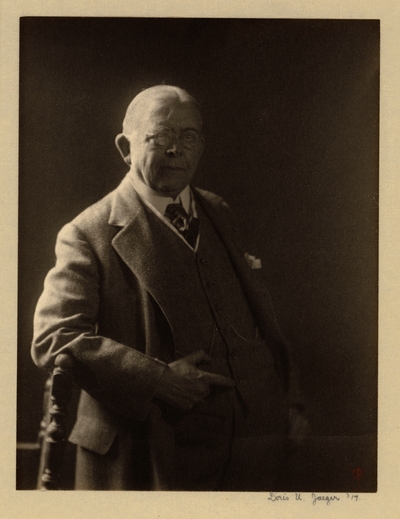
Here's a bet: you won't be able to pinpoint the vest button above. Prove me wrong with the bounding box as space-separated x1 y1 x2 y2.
200 258 208 264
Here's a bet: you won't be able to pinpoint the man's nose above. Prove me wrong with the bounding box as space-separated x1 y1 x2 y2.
165 135 183 157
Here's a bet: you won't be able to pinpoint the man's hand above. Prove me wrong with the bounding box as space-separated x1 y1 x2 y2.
154 350 235 411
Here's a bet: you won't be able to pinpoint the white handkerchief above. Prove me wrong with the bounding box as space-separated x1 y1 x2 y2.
244 252 262 270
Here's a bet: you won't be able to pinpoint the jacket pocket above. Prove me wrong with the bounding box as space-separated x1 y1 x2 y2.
69 414 119 455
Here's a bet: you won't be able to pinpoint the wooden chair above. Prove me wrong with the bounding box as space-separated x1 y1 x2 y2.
37 353 75 490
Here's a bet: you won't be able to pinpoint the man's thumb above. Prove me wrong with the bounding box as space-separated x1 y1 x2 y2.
186 349 212 366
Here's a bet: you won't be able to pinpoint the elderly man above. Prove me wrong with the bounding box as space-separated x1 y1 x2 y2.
32 85 306 491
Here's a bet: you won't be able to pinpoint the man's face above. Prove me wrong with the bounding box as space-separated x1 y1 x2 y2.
129 100 204 197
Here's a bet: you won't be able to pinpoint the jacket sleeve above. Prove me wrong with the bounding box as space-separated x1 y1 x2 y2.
31 222 166 422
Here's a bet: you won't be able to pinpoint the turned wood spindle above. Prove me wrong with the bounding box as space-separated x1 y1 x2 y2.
40 353 74 490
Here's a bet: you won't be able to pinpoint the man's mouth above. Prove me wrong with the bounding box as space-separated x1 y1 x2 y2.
160 166 185 171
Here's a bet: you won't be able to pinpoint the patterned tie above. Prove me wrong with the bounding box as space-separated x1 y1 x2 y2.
164 203 199 248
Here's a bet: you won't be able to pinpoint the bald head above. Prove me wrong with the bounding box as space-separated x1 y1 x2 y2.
115 85 204 198
122 85 201 137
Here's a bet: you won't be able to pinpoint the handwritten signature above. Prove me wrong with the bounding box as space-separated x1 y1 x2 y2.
267 492 359 505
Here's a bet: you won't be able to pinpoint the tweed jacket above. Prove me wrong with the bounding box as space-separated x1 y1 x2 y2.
32 173 298 488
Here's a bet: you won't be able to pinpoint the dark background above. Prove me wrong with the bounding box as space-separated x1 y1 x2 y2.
18 18 379 491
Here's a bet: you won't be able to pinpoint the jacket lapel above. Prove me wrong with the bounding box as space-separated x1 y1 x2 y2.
194 188 286 346
108 177 210 350
108 174 154 282
109 175 175 311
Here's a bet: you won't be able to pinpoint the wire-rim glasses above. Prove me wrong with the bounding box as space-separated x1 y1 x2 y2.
146 128 203 149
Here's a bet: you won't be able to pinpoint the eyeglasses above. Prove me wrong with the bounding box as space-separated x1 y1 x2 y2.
146 128 203 149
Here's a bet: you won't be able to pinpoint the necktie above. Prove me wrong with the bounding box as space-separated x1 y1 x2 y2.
164 203 199 248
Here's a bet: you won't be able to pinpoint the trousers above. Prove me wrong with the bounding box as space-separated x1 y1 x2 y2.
172 331 289 491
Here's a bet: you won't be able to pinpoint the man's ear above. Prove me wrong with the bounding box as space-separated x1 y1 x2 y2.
115 134 132 166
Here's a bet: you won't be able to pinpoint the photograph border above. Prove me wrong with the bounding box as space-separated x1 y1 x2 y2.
1 1 399 518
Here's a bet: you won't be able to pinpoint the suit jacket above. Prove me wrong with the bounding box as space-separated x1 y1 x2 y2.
32 173 300 489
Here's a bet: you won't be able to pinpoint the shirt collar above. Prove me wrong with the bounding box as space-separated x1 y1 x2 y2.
129 172 193 216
